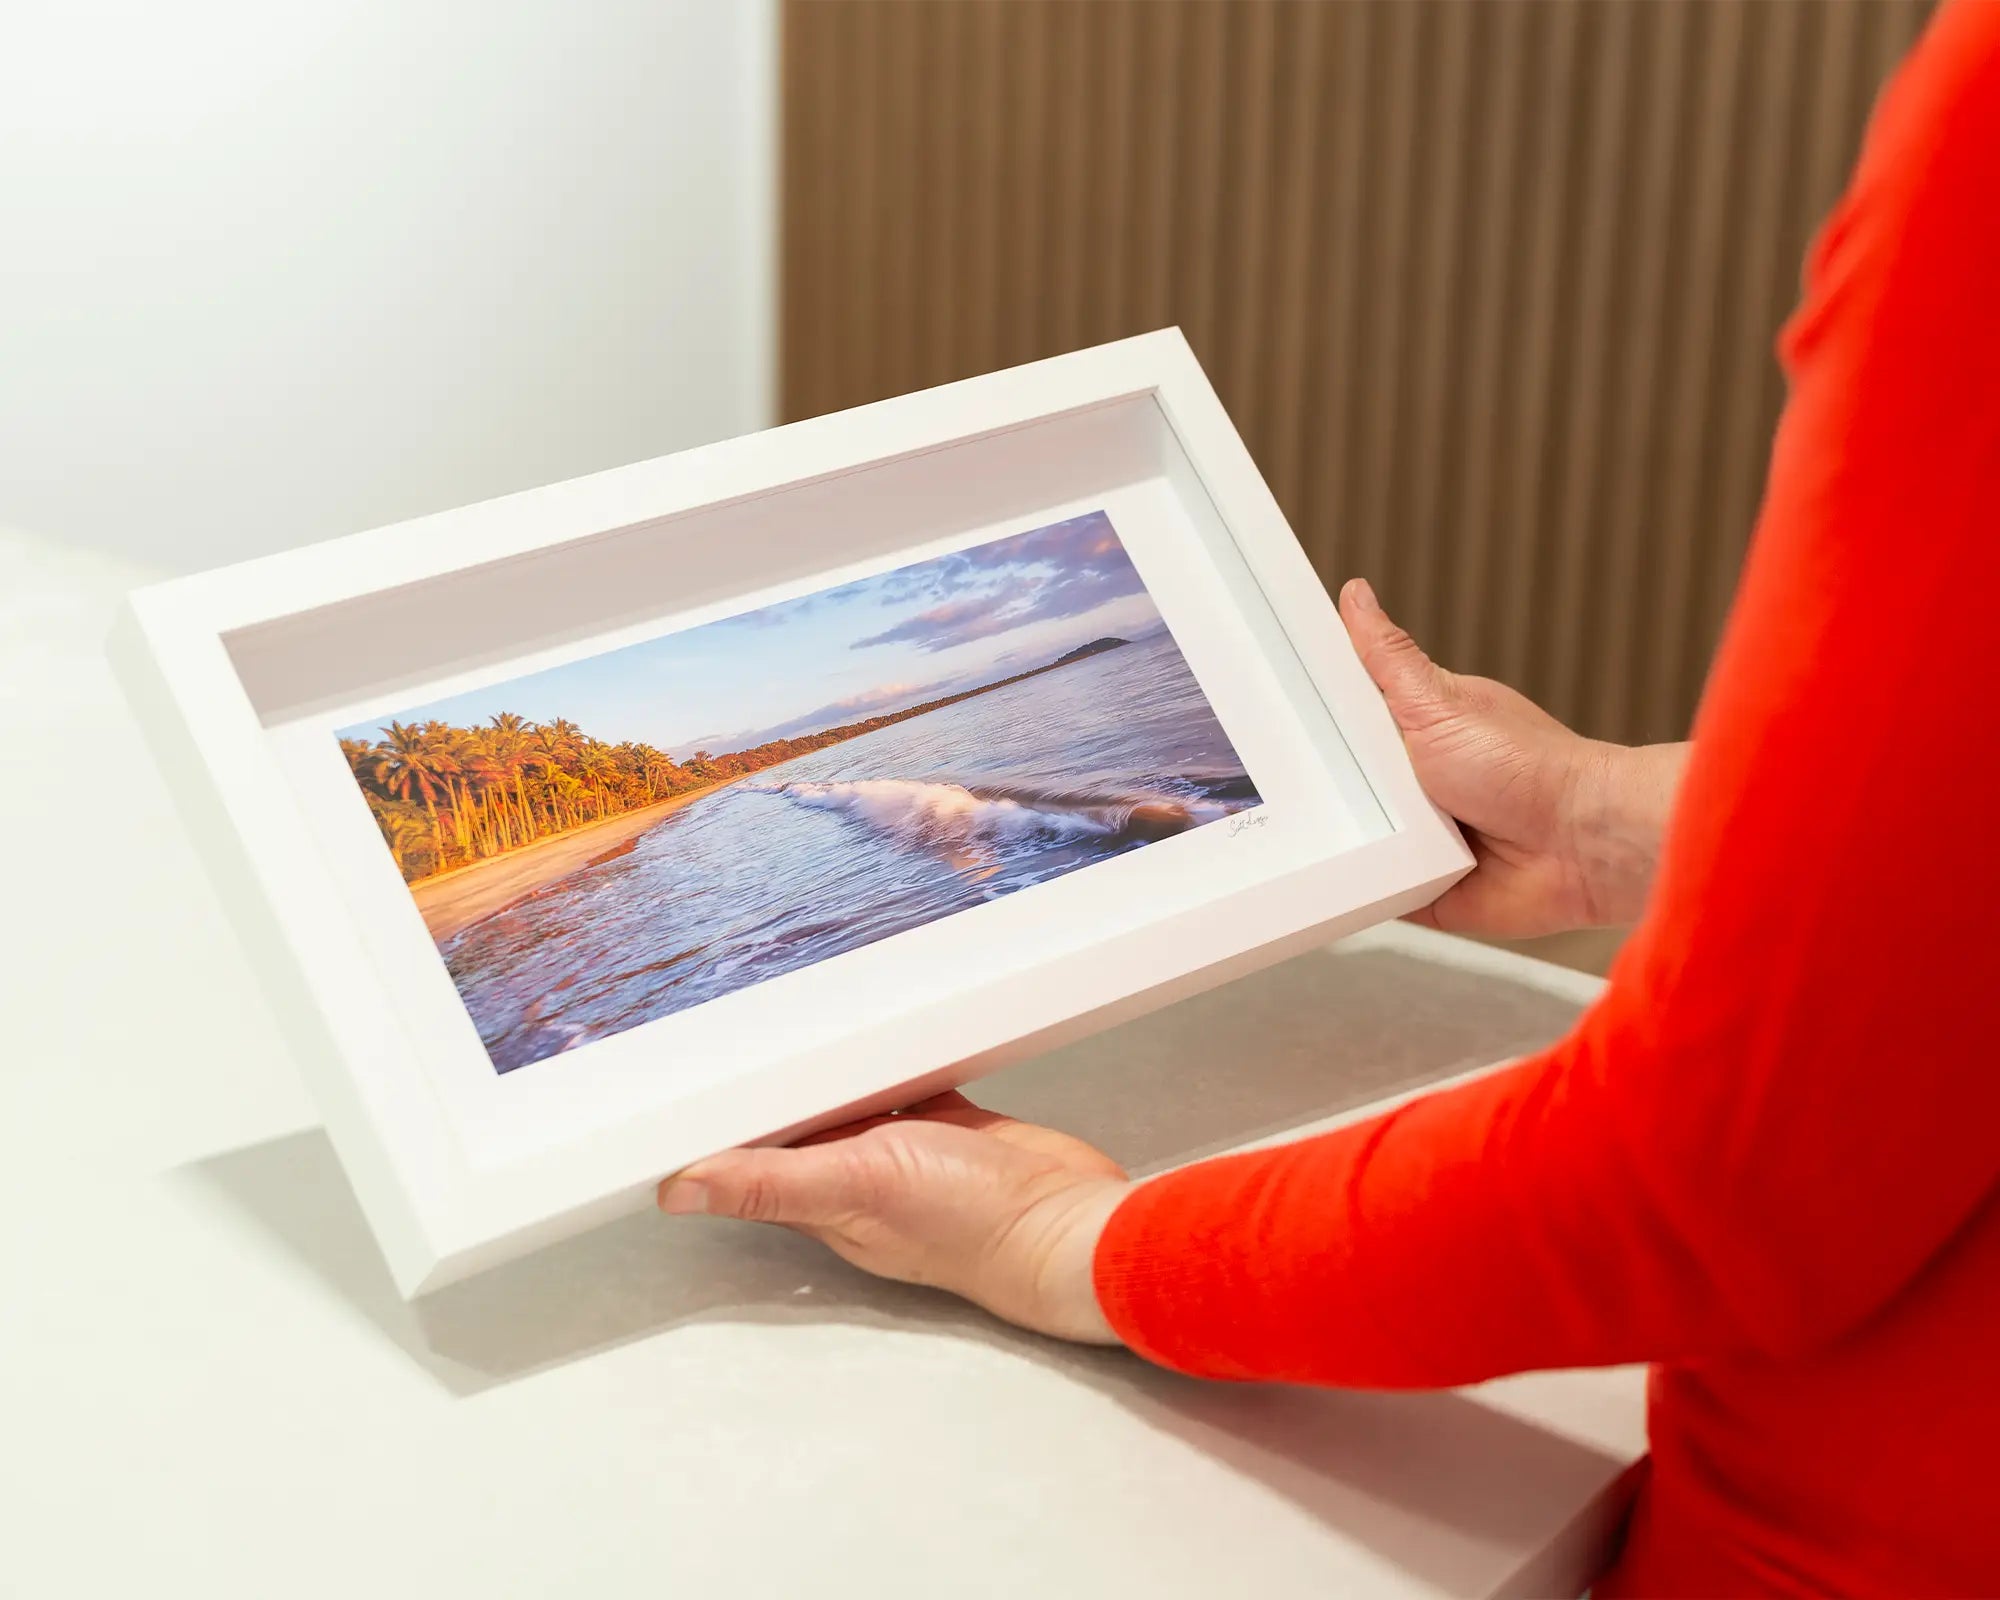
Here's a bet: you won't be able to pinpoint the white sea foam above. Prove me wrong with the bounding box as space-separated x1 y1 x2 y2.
747 777 1223 850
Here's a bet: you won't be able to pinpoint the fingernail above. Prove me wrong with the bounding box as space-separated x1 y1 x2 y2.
659 1178 711 1215
1346 578 1381 614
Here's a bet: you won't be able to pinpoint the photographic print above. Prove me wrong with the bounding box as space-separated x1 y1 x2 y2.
338 512 1262 1071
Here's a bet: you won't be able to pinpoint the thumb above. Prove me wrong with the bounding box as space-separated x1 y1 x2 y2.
1338 578 1456 734
657 1142 869 1226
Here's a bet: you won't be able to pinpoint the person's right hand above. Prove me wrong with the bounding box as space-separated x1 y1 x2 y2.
1339 579 1686 939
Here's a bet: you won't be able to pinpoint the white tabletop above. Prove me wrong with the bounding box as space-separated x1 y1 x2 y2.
0 526 1645 1599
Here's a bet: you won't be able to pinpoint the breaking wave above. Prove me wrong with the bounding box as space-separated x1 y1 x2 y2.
746 776 1237 852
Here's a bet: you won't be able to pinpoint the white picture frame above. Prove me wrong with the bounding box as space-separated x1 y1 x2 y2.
112 329 1472 1296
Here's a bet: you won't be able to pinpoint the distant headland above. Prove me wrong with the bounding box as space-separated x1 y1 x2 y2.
1052 636 1131 667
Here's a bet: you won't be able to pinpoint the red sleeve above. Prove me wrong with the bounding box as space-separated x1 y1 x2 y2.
1093 0 2000 1389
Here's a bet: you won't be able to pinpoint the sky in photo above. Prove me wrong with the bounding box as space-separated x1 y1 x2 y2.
338 512 1169 758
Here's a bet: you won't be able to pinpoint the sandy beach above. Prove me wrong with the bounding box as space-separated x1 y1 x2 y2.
410 777 741 944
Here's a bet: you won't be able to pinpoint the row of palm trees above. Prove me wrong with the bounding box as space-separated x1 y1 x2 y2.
342 714 726 882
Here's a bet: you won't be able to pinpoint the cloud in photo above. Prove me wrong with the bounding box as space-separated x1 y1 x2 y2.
853 513 1144 654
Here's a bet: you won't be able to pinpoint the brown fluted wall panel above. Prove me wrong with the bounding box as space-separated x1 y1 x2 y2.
780 0 1930 743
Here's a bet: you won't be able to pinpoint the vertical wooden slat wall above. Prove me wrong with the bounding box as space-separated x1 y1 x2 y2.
779 0 1931 744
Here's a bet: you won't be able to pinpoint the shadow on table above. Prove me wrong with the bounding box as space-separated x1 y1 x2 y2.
185 945 1617 1592
189 945 1578 1392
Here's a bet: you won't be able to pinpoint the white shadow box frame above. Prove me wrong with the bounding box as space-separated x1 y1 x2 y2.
113 330 1472 1295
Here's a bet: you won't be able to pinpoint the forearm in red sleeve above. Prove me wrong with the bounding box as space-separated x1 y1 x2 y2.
1094 0 2000 1390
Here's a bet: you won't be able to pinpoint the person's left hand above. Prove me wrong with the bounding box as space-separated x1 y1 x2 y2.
657 1091 1130 1344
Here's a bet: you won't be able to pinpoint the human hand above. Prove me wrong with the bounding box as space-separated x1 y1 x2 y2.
1339 579 1686 937
657 1091 1130 1344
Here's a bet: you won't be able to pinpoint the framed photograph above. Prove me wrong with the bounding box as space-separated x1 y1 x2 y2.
114 330 1471 1295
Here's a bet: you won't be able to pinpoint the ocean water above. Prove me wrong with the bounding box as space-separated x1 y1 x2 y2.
443 632 1262 1072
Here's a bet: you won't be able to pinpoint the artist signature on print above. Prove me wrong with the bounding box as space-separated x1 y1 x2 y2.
1228 811 1270 839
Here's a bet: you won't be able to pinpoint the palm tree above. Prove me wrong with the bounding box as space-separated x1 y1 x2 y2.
613 742 652 806
424 721 479 861
547 767 589 829
370 721 456 869
523 728 566 830
435 736 469 862
535 718 582 766
636 743 683 802
531 719 584 828
485 713 537 843
461 728 522 852
375 805 433 877
575 740 618 818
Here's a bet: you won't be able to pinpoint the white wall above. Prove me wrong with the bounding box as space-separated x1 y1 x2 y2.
0 0 776 574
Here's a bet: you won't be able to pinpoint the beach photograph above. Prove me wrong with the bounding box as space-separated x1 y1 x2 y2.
337 511 1262 1072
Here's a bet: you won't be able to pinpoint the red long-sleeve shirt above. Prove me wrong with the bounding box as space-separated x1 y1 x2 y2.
1094 5 2000 1593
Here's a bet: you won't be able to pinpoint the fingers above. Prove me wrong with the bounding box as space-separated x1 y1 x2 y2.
904 1089 978 1114
658 1141 872 1225
1339 578 1455 733
793 1113 901 1147
792 1090 990 1146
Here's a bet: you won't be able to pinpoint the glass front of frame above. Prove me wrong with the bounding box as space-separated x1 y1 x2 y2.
337 512 1263 1072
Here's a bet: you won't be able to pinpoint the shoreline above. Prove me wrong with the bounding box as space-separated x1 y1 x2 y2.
410 776 745 944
